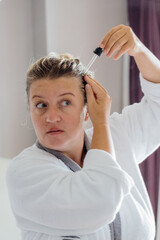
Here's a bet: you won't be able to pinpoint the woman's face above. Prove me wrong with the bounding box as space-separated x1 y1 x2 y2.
29 76 88 151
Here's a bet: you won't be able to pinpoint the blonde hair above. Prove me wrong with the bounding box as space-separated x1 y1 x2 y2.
26 53 93 104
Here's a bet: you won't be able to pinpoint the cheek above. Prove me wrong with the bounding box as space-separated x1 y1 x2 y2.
68 108 86 127
30 111 44 130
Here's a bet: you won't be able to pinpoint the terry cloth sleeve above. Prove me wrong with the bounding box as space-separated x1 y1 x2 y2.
110 74 160 164
6 147 134 233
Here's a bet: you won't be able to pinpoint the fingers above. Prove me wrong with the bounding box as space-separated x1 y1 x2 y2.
99 24 135 60
85 84 95 102
113 42 130 60
84 75 107 94
99 25 123 50
84 76 112 127
105 33 129 58
84 75 111 110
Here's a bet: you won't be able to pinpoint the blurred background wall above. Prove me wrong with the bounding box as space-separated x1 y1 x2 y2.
0 0 35 158
0 0 128 158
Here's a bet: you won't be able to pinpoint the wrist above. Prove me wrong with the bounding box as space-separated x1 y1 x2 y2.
93 122 109 130
129 41 144 58
91 123 115 157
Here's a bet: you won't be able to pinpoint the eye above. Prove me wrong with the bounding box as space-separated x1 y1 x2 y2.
36 102 47 109
61 100 71 107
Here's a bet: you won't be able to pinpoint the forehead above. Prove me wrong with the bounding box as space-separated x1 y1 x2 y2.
30 76 82 96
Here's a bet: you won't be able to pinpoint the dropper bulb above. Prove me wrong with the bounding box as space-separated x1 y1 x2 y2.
93 47 103 56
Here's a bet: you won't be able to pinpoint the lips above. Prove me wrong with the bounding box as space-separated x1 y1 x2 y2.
47 128 64 134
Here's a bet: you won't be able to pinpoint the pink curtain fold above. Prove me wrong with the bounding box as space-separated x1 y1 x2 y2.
128 0 160 221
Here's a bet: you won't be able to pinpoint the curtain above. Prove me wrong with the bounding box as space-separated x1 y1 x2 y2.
127 0 160 221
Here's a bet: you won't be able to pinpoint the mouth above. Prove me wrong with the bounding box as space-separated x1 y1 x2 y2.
47 129 64 135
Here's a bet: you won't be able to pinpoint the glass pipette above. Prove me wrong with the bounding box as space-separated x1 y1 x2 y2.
85 47 103 73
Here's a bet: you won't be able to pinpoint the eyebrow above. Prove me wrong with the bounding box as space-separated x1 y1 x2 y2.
32 93 75 100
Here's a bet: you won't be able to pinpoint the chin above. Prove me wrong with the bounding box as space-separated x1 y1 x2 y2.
44 139 68 151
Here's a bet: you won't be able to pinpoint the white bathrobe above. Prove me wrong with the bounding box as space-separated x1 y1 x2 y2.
6 75 160 240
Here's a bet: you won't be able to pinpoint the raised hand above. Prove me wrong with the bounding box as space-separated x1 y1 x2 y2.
99 24 142 60
84 75 112 127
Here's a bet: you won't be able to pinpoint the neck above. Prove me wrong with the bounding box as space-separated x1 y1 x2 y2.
62 131 86 167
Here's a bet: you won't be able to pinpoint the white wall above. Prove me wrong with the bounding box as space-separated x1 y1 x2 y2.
32 0 47 59
0 0 36 158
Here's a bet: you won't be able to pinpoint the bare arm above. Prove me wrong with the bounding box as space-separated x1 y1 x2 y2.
99 24 160 83
133 44 160 83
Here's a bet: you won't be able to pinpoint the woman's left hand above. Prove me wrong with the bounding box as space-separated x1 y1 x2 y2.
99 24 142 60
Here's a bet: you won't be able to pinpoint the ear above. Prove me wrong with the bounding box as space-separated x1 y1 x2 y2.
84 107 89 121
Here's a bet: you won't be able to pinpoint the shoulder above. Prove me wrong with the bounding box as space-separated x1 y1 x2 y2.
6 143 66 176
10 143 52 163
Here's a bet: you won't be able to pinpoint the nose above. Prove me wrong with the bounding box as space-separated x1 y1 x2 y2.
45 106 61 123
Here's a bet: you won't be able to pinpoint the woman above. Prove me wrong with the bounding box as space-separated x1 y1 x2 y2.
6 25 160 240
